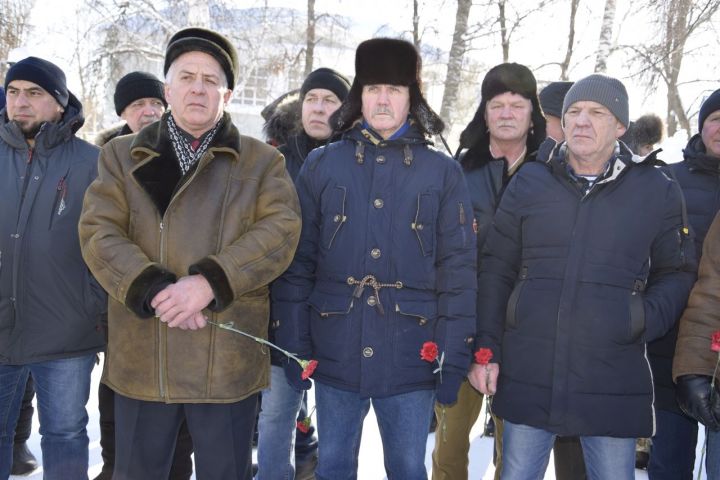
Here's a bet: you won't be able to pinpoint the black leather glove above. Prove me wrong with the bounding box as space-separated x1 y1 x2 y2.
676 374 720 430
435 371 465 406
283 358 312 393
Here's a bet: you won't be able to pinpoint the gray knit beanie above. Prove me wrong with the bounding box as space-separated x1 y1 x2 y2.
562 74 629 127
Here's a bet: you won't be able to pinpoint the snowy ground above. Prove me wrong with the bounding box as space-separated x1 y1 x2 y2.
12 359 707 479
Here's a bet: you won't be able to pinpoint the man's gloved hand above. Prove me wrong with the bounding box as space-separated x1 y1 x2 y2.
435 371 465 406
676 374 720 430
283 358 312 393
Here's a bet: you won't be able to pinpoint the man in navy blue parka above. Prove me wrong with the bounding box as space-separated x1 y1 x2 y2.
273 38 476 479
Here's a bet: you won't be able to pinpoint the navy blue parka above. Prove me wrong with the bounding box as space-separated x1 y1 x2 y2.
273 122 477 398
476 140 697 437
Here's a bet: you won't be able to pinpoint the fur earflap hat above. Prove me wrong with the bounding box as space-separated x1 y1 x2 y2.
457 62 546 165
329 37 444 136
164 27 239 89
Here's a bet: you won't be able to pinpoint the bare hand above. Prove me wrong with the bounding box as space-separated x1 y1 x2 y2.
468 362 499 395
151 275 214 328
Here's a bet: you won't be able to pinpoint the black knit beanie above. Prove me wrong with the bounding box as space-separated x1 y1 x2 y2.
300 68 351 102
4 56 69 108
699 89 720 133
114 71 167 115
539 81 574 118
164 28 239 89
562 74 629 127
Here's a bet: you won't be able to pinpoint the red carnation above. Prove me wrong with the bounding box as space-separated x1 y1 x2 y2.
712 331 720 353
474 348 493 365
301 359 319 380
296 419 310 434
420 341 439 362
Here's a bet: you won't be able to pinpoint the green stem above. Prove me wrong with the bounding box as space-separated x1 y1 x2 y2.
207 320 304 365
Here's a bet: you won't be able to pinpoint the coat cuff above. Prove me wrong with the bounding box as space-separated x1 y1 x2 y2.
126 265 177 318
189 257 233 312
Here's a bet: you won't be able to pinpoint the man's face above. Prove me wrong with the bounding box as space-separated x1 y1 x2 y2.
546 115 564 142
164 51 232 137
120 97 166 133
563 101 626 160
5 80 64 138
702 110 720 158
361 84 410 140
301 88 341 140
484 92 533 144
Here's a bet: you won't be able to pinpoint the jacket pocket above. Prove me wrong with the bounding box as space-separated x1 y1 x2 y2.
393 299 438 369
411 192 438 257
628 280 646 343
48 176 68 230
320 186 348 250
308 290 354 362
505 266 528 329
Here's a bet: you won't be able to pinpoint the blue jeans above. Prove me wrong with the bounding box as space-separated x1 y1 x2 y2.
501 420 635 480
706 427 720 479
256 365 305 480
0 354 95 480
314 382 434 480
648 408 698 480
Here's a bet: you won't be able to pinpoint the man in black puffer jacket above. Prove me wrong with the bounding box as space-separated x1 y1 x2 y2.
649 88 720 480
471 74 697 480
257 67 350 480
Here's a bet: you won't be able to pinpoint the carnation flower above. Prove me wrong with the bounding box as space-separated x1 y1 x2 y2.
474 348 493 365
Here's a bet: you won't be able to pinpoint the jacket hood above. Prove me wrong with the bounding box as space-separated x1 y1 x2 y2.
0 91 85 151
262 90 301 146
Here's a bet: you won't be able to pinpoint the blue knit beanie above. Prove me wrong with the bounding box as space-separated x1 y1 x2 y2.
4 57 69 108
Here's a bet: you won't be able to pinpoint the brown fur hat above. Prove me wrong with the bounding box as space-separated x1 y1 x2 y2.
330 38 444 136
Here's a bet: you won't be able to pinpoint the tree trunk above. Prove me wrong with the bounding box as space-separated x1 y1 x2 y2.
439 0 472 134
413 0 421 48
559 0 579 80
498 0 509 62
663 0 691 138
594 0 615 72
305 0 316 77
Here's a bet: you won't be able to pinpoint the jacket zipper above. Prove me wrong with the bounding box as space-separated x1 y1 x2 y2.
157 158 206 401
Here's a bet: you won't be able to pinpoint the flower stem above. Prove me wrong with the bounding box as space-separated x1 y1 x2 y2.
207 320 304 365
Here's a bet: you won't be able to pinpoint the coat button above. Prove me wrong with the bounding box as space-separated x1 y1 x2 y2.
367 295 377 306
370 248 381 259
373 198 384 209
363 347 374 357
416 223 424 230
333 214 342 223
376 155 386 164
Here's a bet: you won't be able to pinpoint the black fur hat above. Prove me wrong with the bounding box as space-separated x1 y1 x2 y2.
458 63 546 166
330 38 444 136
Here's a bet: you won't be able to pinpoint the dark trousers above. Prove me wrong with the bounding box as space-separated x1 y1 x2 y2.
648 408 698 480
13 375 34 444
554 436 587 480
98 383 194 479
113 392 258 480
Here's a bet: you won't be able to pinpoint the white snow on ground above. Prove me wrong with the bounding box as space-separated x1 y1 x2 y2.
12 357 707 479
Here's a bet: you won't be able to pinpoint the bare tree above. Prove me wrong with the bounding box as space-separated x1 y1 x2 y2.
412 0 421 48
559 0 580 80
594 0 615 72
0 0 35 79
623 0 720 137
492 0 555 62
439 0 472 133
305 0 316 76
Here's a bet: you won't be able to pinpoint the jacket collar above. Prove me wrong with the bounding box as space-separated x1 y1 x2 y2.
128 111 241 216
683 133 720 173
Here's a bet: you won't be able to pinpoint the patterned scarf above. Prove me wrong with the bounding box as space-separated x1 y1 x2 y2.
166 114 222 175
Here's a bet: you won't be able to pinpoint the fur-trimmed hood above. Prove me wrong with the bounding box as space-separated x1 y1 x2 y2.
262 90 301 146
95 122 133 147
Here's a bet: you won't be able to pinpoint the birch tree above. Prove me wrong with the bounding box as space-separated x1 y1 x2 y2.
439 0 472 133
594 0 615 72
0 0 35 79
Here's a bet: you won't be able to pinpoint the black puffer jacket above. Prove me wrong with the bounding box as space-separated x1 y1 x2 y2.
476 141 697 437
649 134 720 413
0 94 106 364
